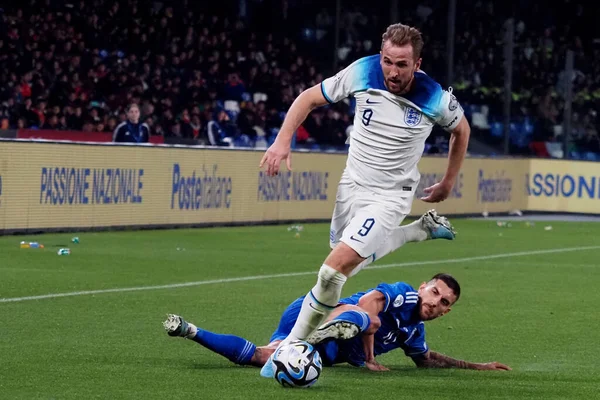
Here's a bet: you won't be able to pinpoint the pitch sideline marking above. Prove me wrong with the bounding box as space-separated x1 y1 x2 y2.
1 245 599 303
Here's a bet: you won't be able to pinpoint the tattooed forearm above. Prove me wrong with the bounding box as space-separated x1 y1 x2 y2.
415 351 477 369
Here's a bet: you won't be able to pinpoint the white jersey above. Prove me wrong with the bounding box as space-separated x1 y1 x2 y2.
321 55 464 194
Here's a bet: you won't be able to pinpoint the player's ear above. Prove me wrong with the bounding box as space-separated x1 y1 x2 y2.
441 307 452 316
419 281 427 290
414 58 422 71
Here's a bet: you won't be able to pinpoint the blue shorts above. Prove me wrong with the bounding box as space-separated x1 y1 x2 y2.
269 296 363 366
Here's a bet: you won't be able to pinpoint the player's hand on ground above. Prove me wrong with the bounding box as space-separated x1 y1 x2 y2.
365 359 389 372
259 141 292 176
477 362 512 371
420 181 452 203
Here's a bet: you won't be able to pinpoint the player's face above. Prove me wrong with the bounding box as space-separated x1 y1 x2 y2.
380 41 422 95
417 279 457 321
127 106 140 123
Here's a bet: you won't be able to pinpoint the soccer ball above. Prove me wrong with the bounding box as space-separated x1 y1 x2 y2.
272 340 322 388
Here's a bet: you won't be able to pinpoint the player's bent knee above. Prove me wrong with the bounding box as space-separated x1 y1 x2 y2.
324 242 365 276
318 263 345 282
307 264 348 310
316 265 347 294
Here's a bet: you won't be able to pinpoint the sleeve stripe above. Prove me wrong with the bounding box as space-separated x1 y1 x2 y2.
113 122 126 141
382 291 391 312
320 81 334 104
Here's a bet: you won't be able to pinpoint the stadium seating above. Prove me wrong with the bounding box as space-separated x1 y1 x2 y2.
0 0 597 158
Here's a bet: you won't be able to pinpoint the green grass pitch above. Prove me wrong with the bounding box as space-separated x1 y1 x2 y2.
1 219 599 399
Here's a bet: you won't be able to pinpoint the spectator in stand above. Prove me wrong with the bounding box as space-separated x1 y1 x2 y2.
207 109 237 146
224 72 246 102
318 0 599 157
3 0 596 156
0 0 355 150
181 113 204 140
112 103 150 143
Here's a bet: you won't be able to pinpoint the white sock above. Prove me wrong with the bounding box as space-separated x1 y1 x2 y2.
185 323 198 339
349 220 427 277
400 219 428 243
286 265 347 342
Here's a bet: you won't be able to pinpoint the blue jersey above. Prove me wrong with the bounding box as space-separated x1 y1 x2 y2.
270 282 428 367
322 282 428 366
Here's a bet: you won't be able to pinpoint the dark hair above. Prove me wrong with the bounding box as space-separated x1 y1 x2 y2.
126 103 139 112
430 273 461 302
381 23 424 60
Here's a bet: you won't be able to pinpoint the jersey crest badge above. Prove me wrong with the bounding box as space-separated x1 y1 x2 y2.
404 107 422 126
393 294 404 308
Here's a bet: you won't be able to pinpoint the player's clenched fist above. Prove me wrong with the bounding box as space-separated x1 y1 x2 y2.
259 141 292 176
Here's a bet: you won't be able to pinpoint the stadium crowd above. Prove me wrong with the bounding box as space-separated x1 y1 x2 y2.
324 0 600 157
0 0 352 149
0 0 598 157
449 0 600 158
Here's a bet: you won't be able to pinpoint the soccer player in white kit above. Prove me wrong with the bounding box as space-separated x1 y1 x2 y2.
259 23 470 377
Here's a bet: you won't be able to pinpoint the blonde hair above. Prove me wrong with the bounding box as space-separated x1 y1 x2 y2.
381 23 424 60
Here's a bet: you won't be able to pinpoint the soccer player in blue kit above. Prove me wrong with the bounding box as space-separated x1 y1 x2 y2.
163 274 510 372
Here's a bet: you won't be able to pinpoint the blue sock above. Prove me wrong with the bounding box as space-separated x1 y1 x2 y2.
192 329 256 365
334 310 371 332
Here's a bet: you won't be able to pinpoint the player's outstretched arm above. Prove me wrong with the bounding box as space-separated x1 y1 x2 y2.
361 313 385 371
412 350 511 371
421 116 470 203
259 84 329 176
357 290 389 371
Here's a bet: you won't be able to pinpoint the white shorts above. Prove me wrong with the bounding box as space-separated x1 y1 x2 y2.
329 178 414 259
